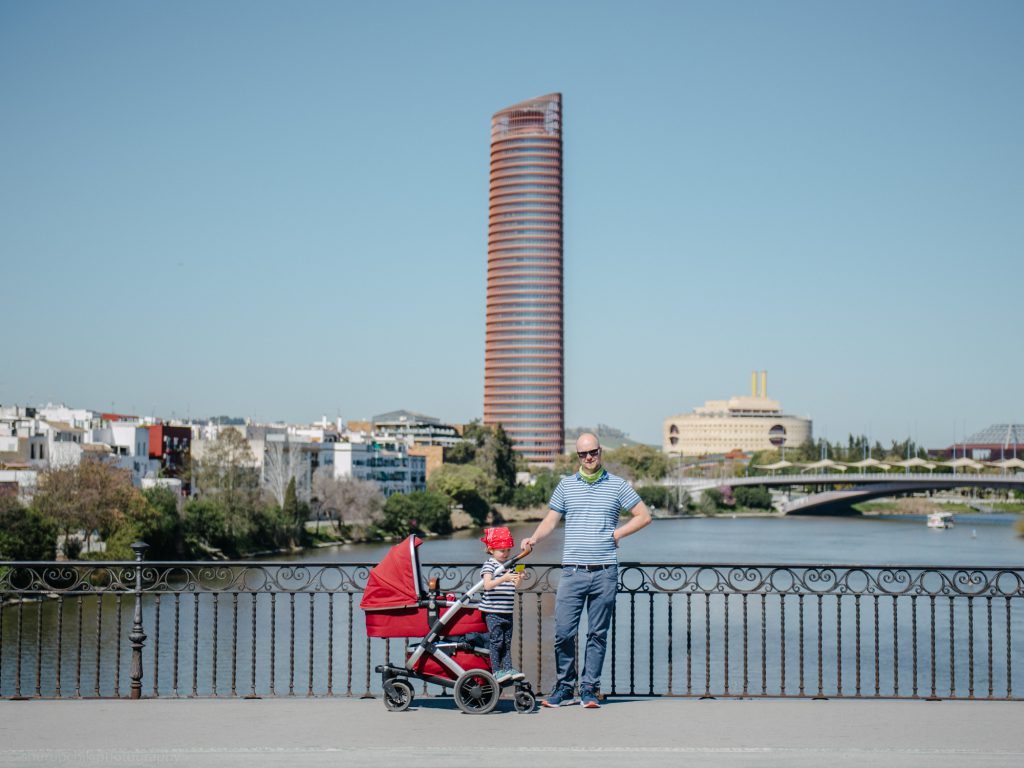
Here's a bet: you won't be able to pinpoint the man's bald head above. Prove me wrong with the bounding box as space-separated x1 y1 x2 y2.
575 432 602 471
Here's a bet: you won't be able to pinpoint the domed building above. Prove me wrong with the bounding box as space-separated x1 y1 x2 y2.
663 372 812 456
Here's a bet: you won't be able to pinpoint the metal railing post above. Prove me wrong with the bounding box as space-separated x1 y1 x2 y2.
129 541 149 700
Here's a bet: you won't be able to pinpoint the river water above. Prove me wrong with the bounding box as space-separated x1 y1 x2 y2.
287 513 1024 567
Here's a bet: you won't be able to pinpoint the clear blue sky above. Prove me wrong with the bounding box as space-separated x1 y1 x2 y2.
2 1 1021 449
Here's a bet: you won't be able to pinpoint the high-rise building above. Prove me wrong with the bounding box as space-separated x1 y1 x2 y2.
484 93 564 465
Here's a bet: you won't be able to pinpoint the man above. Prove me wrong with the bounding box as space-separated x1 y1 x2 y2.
521 432 651 708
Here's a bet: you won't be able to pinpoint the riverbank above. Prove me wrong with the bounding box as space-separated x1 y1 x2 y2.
855 496 1024 516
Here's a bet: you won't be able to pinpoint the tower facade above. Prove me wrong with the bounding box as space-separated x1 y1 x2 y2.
484 93 564 465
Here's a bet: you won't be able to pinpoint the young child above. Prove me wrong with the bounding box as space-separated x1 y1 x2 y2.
479 527 524 683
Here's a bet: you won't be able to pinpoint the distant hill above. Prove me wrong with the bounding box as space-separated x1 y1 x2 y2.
564 424 646 450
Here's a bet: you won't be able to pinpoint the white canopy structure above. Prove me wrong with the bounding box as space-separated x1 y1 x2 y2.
846 458 891 472
892 457 938 472
799 459 847 473
941 457 985 471
753 460 795 474
988 457 1024 471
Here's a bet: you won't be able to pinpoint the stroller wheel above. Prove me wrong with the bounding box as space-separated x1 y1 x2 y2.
514 689 536 713
383 679 414 712
453 670 499 715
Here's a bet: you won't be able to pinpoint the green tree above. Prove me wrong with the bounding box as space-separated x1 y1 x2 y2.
104 486 184 560
0 494 57 560
474 423 517 502
32 458 145 556
449 421 519 504
511 469 563 509
274 477 309 549
444 441 476 465
429 463 492 526
249 503 300 551
192 429 260 544
182 497 233 557
283 477 299 526
699 487 724 516
382 490 453 536
381 493 417 536
603 444 669 481
793 439 818 462
552 452 578 475
636 485 683 515
733 485 773 510
461 420 491 446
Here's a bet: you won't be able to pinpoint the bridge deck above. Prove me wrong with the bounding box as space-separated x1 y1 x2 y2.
669 472 1024 491
1 697 1021 768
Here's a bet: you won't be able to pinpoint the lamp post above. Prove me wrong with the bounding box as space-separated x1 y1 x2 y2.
129 541 149 700
676 453 682 509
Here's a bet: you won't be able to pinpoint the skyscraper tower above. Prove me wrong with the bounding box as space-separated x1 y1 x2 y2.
484 93 564 465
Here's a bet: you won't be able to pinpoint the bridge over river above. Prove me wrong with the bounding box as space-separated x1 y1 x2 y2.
663 473 1024 514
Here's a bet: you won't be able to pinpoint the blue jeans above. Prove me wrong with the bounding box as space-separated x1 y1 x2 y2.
483 612 514 673
553 565 618 691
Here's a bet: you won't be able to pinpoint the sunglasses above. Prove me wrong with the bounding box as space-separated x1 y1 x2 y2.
577 448 601 459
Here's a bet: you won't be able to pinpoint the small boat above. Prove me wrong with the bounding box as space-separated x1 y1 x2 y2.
927 512 954 529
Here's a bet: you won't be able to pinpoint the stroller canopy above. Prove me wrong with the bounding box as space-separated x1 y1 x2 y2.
360 535 426 612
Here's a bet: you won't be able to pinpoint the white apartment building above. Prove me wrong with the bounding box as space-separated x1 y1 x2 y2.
36 404 103 430
39 420 87 468
367 410 464 449
319 440 426 496
0 407 48 468
91 423 160 486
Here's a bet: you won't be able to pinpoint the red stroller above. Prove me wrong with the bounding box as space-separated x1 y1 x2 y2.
360 534 536 714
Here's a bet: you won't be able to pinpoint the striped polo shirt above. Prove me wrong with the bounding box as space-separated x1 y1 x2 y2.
479 557 516 614
548 470 643 566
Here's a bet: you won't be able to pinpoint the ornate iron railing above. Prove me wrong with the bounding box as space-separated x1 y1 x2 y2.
2 552 1021 700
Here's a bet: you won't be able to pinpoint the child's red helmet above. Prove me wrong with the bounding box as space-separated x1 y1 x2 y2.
480 527 514 549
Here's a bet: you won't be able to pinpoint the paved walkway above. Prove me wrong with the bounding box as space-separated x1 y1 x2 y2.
1 696 1022 768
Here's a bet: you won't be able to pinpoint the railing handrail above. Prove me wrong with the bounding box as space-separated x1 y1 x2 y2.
4 558 1024 571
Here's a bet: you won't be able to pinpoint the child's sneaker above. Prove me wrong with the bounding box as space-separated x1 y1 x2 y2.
495 668 525 684
541 685 576 707
579 685 601 708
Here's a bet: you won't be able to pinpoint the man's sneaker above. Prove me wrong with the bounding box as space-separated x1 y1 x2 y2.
580 685 601 708
541 685 576 707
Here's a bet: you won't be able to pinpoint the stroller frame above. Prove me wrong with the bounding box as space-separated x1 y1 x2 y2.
368 535 535 714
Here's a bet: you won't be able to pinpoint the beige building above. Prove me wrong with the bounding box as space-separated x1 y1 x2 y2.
663 371 812 456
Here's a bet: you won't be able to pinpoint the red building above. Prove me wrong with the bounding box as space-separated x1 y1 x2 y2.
148 424 192 481
930 424 1024 461
484 93 564 465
